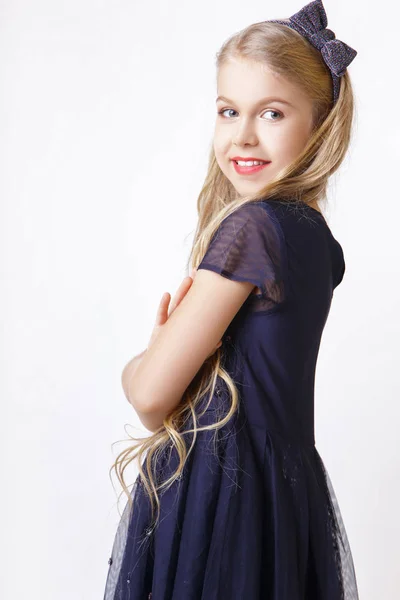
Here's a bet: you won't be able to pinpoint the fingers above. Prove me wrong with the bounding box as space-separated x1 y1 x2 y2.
155 281 223 358
205 340 223 359
155 292 170 326
168 276 193 317
158 269 198 323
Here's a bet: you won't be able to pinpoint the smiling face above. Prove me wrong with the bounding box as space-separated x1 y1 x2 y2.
214 57 316 196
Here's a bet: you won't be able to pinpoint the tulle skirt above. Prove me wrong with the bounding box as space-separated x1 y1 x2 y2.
103 406 359 599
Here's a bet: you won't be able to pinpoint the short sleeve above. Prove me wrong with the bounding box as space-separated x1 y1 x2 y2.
197 202 286 311
332 239 346 289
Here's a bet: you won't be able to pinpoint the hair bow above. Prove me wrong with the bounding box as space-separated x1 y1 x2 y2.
267 0 357 104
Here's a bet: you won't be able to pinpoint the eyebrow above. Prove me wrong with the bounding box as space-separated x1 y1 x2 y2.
215 95 295 108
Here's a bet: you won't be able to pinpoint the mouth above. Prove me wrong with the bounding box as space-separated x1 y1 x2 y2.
231 158 272 175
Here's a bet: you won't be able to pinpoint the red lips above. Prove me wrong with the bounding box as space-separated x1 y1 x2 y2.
231 156 270 162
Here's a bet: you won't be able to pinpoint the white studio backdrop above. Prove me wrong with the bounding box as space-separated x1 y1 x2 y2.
0 1 398 598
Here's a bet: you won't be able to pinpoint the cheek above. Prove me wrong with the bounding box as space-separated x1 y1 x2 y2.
213 137 230 170
213 140 227 171
213 128 228 151
289 121 312 150
274 126 310 161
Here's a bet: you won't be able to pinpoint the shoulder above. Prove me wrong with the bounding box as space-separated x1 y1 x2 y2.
215 201 281 240
222 201 276 222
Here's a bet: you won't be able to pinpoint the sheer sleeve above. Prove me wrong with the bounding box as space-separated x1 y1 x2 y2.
197 202 286 312
331 236 346 289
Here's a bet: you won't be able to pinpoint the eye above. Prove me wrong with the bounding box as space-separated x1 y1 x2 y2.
217 108 283 121
218 108 238 118
263 109 283 121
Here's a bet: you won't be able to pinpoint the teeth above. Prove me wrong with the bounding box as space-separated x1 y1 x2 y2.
236 160 267 166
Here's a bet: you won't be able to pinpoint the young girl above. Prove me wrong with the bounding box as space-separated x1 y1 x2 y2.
103 1 359 598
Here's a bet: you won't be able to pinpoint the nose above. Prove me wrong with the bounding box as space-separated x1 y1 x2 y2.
232 117 258 147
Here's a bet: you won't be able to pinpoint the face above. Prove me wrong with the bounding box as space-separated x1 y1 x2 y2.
214 57 315 196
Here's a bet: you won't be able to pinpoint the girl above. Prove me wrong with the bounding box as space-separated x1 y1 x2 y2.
104 1 359 598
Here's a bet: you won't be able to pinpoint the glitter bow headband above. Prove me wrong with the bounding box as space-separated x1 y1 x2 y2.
266 0 357 104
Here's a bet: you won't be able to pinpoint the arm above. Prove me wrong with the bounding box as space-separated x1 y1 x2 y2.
128 270 255 432
128 203 280 433
122 274 222 434
121 349 147 404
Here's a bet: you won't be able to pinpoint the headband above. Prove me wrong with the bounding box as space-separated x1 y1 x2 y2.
265 0 357 104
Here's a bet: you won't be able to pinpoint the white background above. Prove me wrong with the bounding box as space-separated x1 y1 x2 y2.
1 1 398 598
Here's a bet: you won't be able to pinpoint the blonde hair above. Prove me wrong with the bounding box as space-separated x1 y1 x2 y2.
109 20 356 531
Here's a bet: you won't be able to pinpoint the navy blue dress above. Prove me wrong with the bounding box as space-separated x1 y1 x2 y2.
103 199 359 599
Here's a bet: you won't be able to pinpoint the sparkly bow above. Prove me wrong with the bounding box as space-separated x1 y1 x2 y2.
266 0 357 104
290 0 357 77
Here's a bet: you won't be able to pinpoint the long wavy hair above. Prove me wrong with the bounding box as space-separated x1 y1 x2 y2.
109 20 356 531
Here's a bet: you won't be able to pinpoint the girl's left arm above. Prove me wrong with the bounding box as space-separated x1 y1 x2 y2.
121 349 147 404
127 269 256 432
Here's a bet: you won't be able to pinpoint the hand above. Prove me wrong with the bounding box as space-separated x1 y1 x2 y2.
147 267 223 359
122 269 202 402
167 267 197 318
